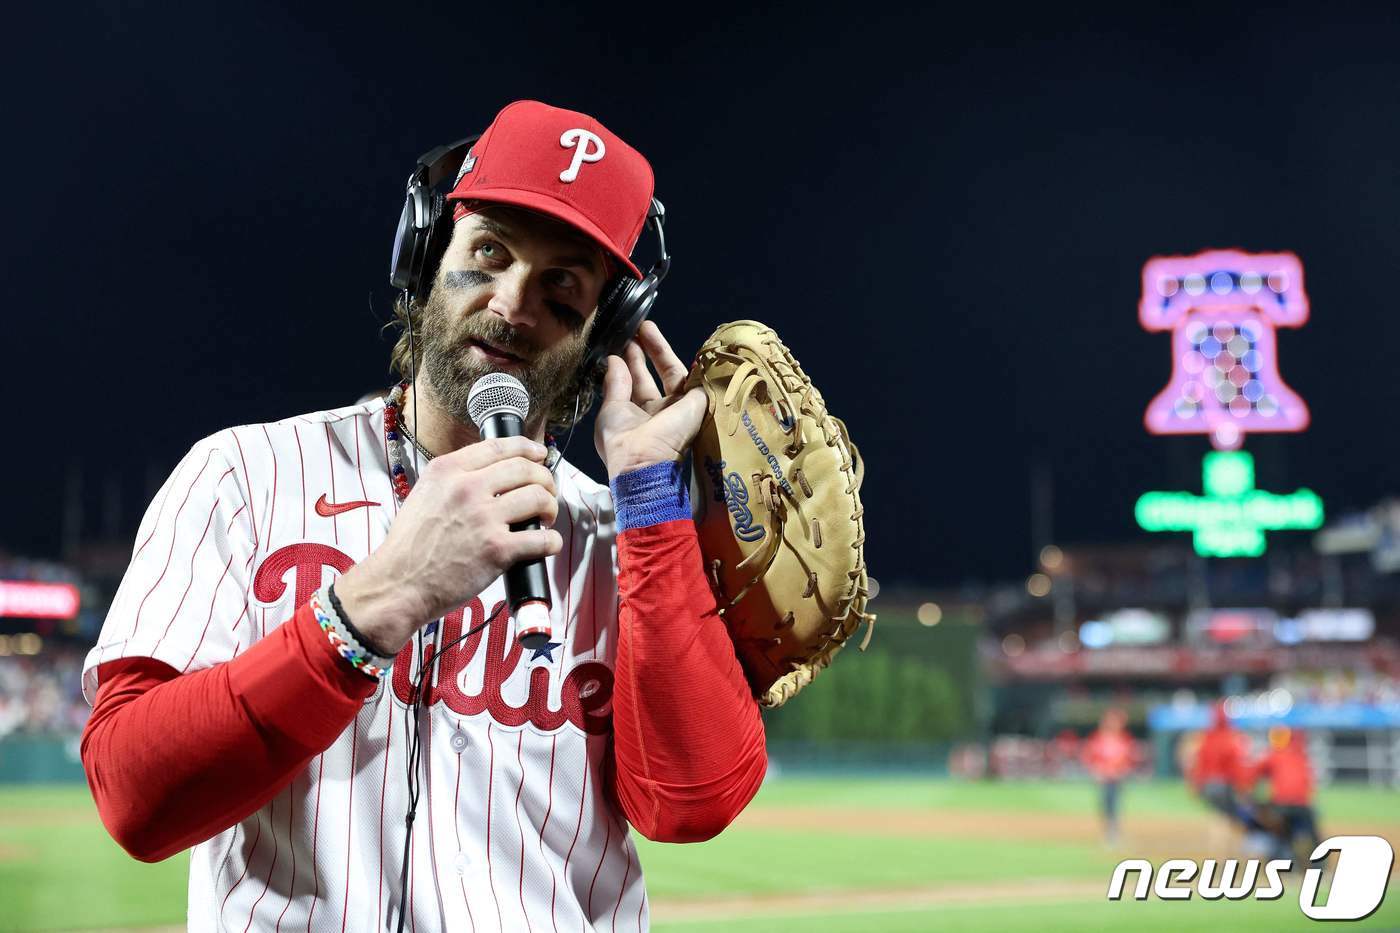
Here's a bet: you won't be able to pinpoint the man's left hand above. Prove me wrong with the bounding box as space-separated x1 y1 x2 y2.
595 320 707 478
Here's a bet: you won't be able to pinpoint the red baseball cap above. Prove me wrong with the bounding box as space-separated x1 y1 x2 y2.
447 100 654 279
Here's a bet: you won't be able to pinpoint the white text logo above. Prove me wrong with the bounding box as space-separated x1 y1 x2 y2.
1107 836 1393 921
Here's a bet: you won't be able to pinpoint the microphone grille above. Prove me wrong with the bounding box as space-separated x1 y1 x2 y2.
467 373 531 428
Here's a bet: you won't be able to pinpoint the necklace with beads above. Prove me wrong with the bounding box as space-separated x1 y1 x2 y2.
394 390 435 464
383 382 418 501
383 381 559 503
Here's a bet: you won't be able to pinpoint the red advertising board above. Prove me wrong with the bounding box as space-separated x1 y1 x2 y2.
0 581 80 619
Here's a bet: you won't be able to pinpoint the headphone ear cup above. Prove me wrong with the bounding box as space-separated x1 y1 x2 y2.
582 274 660 378
390 185 443 298
389 189 422 291
614 275 660 348
415 192 452 299
564 203 668 425
582 276 634 377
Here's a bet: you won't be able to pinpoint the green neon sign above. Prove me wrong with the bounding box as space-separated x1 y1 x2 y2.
1135 451 1323 557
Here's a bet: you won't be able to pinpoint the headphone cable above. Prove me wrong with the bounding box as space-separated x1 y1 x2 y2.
394 616 493 933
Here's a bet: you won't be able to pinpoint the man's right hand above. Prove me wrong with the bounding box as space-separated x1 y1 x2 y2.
334 436 562 656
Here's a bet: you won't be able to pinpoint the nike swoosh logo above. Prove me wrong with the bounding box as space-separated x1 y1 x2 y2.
315 494 380 517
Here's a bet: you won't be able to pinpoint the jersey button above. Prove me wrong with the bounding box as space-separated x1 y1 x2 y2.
450 729 469 752
454 851 470 875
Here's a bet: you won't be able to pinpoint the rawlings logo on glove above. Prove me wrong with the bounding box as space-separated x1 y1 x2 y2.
703 457 766 543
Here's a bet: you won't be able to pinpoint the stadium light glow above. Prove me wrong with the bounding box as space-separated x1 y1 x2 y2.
1135 451 1323 557
1026 573 1052 597
917 602 942 626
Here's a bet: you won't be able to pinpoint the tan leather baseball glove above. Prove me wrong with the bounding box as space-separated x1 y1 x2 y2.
685 320 874 708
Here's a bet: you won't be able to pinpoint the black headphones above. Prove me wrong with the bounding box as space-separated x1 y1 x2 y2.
389 135 671 384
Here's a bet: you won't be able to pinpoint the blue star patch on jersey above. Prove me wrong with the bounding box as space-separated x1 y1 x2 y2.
529 640 562 662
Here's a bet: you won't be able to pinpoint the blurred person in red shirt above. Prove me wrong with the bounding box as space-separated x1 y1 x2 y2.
1188 700 1251 823
1081 708 1137 845
1247 727 1321 860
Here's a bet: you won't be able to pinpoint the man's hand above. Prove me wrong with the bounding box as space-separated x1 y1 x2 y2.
595 320 707 478
334 436 562 655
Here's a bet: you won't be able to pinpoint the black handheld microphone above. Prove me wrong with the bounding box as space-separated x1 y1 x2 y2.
467 373 553 651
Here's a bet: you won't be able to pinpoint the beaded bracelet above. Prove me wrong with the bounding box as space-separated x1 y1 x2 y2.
309 585 393 679
327 582 396 659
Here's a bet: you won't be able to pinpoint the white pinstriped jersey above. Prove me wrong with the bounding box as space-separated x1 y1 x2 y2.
83 398 649 932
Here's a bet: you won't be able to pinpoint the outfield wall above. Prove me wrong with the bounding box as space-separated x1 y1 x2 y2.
0 734 85 783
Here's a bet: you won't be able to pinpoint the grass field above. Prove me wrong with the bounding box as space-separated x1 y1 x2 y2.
2 777 1397 931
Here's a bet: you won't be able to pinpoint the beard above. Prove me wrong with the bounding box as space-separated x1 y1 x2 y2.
416 285 589 431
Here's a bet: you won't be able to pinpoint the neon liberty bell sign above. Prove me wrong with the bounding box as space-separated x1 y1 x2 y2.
1134 250 1323 557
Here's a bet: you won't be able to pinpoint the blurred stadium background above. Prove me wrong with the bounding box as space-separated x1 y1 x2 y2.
3 470 1398 929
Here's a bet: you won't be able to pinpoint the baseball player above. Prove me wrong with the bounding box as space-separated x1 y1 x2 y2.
1243 726 1322 860
80 100 768 931
1080 707 1138 845
1188 700 1251 824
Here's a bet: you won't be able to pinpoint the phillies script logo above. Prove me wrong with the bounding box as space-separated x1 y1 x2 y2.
254 544 613 735
391 597 614 735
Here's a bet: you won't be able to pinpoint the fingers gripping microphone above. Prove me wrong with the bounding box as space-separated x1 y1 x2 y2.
467 374 553 651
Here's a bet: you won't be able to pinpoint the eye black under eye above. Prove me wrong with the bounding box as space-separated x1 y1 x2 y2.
443 270 492 289
545 300 585 332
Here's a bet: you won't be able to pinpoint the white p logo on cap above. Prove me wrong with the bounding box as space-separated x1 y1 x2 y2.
559 129 606 183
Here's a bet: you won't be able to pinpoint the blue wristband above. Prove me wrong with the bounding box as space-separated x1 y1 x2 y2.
610 461 691 531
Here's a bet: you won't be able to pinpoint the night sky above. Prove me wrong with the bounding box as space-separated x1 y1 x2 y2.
8 2 1400 586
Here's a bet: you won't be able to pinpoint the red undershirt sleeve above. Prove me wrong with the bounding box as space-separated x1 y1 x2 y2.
80 602 377 862
607 462 768 843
